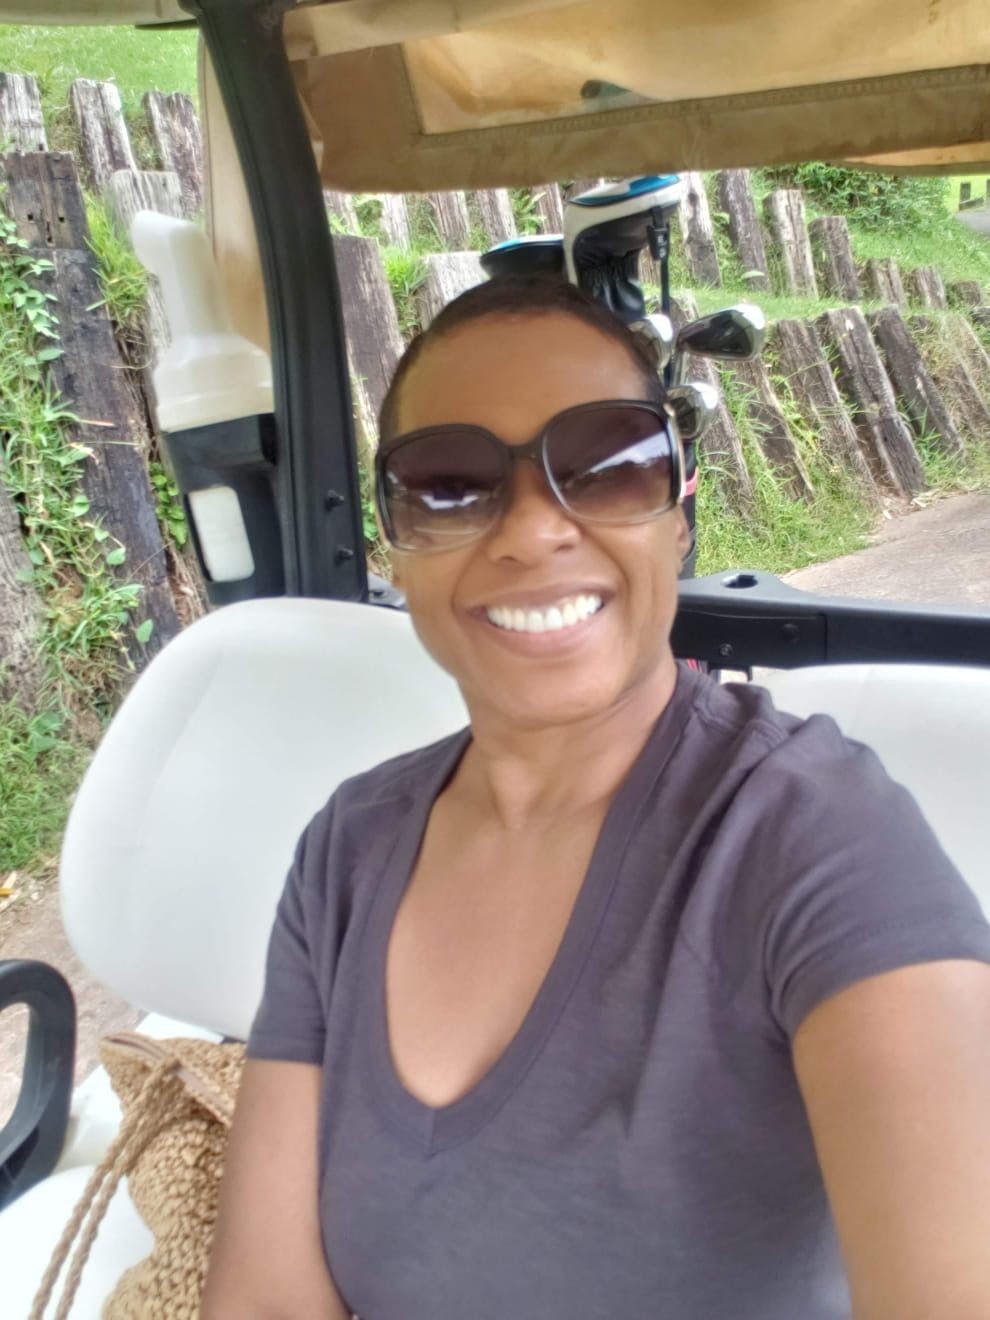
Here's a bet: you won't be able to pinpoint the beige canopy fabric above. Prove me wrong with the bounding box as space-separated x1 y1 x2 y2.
8 1 990 180
282 0 990 190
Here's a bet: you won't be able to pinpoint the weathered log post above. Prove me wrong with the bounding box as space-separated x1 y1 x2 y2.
323 190 360 234
534 182 564 233
2 151 179 665
862 257 907 307
377 193 411 248
809 215 860 301
670 294 754 513
332 235 405 454
416 252 486 329
424 191 472 248
868 307 965 458
951 312 990 411
905 265 948 310
677 171 721 287
714 169 770 291
767 319 879 501
102 167 206 621
763 189 818 297
69 79 136 194
0 455 44 708
911 312 990 445
816 306 925 498
948 280 984 308
474 189 517 246
725 357 814 500
0 73 47 151
142 91 202 216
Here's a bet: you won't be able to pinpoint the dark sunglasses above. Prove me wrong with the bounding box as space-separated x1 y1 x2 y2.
375 399 684 554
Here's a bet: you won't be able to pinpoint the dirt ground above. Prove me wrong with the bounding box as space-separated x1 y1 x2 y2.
1 491 989 1122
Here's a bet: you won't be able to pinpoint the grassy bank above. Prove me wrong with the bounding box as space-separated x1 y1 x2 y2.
0 23 197 113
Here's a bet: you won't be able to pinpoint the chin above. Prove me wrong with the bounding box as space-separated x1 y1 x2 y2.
471 676 623 730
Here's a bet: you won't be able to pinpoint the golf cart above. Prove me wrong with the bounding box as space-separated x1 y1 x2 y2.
1 1 990 1313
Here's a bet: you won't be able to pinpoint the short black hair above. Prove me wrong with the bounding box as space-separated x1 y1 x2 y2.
378 274 663 445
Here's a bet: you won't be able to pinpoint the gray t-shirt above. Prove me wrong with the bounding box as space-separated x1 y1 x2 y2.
247 664 990 1319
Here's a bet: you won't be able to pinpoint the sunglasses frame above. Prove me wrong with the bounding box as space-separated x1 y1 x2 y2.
375 398 685 554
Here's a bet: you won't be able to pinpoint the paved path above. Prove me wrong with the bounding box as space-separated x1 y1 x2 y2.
786 492 990 608
1 493 988 1122
957 208 990 239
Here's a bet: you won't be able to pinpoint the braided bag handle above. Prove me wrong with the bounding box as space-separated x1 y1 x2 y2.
28 1059 181 1320
28 1034 243 1320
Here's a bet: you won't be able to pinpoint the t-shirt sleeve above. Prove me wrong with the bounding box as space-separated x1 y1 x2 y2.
246 802 335 1065
720 715 990 1042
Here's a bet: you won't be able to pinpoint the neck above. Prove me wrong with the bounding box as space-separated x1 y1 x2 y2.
455 655 680 831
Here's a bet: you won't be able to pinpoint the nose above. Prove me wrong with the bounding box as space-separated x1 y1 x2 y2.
483 457 581 564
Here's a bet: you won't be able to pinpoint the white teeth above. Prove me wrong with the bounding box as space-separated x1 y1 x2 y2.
485 594 603 634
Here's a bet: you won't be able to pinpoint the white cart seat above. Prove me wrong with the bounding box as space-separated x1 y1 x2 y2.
759 663 990 907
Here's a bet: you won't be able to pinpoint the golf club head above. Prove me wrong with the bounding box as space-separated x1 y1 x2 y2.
666 381 720 442
630 313 675 372
675 303 767 364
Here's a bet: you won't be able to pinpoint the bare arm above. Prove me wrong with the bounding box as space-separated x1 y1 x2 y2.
202 1058 350 1320
793 960 990 1320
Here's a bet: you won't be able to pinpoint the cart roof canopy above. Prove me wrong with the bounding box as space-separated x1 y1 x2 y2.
8 0 990 186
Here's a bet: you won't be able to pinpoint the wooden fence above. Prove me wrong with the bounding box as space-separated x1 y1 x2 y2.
2 70 990 705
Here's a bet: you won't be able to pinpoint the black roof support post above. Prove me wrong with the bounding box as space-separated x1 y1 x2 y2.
180 0 368 601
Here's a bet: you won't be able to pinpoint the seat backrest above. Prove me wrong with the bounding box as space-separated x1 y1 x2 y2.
60 599 467 1041
760 663 990 909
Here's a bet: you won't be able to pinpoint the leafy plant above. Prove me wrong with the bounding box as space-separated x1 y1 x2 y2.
764 164 948 232
149 460 188 547
510 188 543 236
382 246 427 338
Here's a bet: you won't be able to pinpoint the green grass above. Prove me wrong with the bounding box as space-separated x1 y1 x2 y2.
917 429 990 496
848 220 990 289
0 699 88 877
85 196 150 348
695 368 874 577
0 23 197 114
381 245 428 338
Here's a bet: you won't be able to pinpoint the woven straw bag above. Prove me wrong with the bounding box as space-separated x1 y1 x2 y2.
30 1032 245 1320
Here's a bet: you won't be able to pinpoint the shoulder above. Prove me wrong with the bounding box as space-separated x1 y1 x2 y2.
684 668 894 813
665 666 871 824
676 673 990 1040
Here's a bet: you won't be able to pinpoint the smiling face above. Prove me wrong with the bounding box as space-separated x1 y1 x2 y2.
390 310 691 732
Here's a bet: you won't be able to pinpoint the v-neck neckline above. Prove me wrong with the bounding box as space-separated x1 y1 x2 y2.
363 664 700 1155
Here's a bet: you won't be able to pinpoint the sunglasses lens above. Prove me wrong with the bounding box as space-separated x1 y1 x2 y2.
380 428 504 551
546 404 676 523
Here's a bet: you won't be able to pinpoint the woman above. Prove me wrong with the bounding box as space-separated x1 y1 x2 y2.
203 277 990 1319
